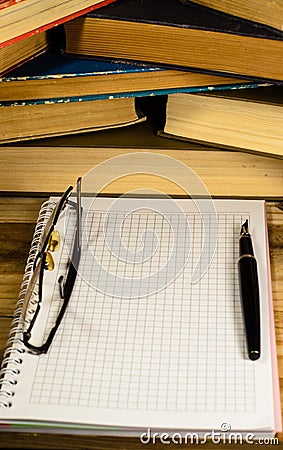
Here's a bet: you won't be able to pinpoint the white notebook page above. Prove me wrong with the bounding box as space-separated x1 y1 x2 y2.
1 198 278 433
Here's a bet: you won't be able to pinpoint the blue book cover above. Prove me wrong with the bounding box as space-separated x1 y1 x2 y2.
0 51 270 106
5 50 160 78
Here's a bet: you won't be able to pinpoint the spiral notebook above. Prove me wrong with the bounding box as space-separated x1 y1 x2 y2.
0 196 281 438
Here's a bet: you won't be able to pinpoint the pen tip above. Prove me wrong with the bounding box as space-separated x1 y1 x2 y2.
249 350 260 361
241 219 249 234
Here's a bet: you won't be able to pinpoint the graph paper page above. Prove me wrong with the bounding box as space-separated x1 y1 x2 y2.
2 198 278 433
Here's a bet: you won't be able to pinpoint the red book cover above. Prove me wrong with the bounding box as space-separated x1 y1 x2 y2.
0 0 116 49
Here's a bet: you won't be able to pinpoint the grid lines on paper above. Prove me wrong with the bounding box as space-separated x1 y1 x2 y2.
30 209 256 413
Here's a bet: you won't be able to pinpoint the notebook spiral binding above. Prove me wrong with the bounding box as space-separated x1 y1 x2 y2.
0 200 56 408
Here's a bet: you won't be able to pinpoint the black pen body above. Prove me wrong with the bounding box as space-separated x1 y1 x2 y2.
238 225 261 361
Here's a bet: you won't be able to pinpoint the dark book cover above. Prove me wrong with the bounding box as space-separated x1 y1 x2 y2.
88 0 283 41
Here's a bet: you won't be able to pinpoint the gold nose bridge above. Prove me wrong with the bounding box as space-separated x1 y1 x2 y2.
45 230 60 271
48 230 60 252
45 251 55 271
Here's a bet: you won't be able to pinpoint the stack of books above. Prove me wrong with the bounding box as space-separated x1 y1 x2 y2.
0 0 282 156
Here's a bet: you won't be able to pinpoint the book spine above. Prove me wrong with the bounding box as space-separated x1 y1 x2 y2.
0 200 55 408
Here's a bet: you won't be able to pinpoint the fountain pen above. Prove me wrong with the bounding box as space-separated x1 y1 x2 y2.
238 220 261 361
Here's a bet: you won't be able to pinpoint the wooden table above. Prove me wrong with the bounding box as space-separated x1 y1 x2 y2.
0 146 282 448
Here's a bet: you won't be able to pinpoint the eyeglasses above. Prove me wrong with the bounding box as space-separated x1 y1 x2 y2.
21 178 82 355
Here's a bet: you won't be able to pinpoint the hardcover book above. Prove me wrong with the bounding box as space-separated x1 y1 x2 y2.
0 31 50 76
160 85 283 159
0 50 269 103
0 0 116 49
0 96 144 143
184 0 283 32
64 0 283 82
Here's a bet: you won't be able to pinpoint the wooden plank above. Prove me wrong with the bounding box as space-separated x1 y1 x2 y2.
0 197 47 223
0 317 12 363
0 222 35 315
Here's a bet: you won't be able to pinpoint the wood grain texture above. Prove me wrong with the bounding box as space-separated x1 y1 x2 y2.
0 223 36 315
0 197 282 448
0 197 48 223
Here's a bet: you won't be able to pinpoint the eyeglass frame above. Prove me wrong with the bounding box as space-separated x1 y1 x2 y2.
22 177 82 355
